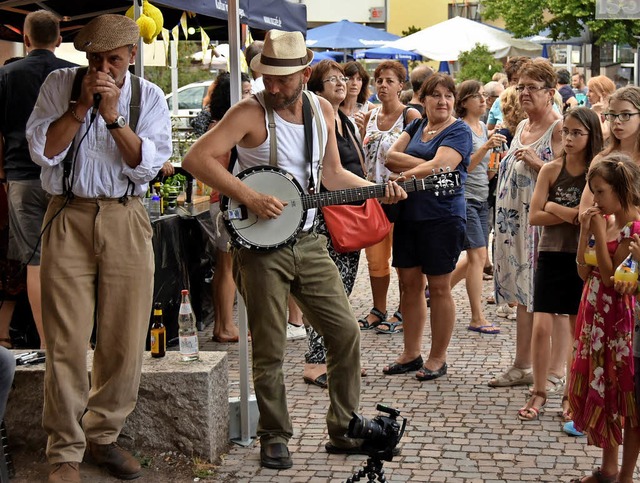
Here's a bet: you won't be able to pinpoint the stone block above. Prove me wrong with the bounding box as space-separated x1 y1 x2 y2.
6 350 229 463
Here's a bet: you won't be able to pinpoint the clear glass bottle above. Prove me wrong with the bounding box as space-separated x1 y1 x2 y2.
178 289 199 361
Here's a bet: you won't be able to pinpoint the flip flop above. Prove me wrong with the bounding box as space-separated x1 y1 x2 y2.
467 324 500 334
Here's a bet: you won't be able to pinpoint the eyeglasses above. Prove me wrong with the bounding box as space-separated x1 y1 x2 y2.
323 76 349 85
561 129 589 138
469 93 488 100
603 112 640 122
515 85 548 93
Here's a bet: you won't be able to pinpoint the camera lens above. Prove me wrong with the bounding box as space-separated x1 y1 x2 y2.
347 413 384 441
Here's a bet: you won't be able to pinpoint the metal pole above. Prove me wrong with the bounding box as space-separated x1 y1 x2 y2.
170 39 178 114
133 0 144 77
227 0 256 447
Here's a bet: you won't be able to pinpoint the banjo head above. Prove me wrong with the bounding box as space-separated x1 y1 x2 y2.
222 166 306 250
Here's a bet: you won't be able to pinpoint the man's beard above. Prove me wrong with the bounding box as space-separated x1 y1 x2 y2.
266 79 303 110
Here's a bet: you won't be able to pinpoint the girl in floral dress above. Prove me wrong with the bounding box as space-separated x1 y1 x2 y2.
570 154 640 483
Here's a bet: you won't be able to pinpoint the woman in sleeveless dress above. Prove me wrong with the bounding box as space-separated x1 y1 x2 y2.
489 59 565 388
357 61 420 334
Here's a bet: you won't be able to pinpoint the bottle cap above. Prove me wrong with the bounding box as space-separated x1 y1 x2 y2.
181 289 189 295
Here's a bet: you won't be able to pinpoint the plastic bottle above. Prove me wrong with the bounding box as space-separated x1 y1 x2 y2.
614 254 639 284
178 289 199 361
488 144 503 173
584 238 597 266
149 195 161 219
150 303 166 358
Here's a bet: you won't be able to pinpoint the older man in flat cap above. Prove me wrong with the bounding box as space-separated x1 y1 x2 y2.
26 14 171 483
183 29 406 470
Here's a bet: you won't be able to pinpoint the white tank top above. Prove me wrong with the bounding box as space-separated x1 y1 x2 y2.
236 91 328 231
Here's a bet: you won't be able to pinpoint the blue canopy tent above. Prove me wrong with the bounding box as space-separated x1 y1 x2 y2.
354 46 421 70
306 19 399 50
311 50 354 65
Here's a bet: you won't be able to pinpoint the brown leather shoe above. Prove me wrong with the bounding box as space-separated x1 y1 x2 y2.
85 441 141 480
48 462 80 483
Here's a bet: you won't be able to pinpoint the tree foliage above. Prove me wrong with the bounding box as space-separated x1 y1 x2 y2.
480 0 640 74
457 43 504 83
401 25 422 37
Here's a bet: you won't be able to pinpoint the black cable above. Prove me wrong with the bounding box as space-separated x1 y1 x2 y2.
17 114 97 270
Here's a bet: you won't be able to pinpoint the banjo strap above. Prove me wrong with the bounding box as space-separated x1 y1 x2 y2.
264 91 324 194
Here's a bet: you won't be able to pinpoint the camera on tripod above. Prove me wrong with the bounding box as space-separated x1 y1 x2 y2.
347 403 406 462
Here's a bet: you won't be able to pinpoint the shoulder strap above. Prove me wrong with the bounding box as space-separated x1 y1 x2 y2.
63 67 88 195
129 74 141 132
263 95 278 167
402 106 410 128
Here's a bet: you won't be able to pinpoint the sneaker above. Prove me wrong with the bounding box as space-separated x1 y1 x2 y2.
286 323 306 340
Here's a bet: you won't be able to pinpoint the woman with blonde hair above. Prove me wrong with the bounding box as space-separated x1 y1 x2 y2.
587 75 617 139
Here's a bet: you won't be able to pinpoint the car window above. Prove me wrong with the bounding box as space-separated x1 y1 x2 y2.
177 86 206 110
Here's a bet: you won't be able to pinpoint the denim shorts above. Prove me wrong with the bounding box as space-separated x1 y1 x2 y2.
392 216 465 275
463 198 489 250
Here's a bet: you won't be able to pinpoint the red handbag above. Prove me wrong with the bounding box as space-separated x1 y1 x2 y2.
321 198 392 253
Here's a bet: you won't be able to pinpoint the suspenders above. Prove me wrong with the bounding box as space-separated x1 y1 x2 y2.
62 68 142 198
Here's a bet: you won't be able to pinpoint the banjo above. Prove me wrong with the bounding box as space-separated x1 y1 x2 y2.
220 166 462 251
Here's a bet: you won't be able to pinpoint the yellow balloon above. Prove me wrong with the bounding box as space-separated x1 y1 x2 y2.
136 14 156 44
143 1 164 37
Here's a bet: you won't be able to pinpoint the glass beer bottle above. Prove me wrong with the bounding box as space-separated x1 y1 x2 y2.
150 303 166 358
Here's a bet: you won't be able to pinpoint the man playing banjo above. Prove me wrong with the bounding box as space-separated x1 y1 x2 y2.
182 29 406 469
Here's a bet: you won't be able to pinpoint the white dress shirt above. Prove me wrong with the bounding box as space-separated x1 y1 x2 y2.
26 68 172 198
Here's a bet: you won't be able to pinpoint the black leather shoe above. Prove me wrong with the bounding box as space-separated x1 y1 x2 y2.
415 362 447 381
260 442 293 469
382 355 423 375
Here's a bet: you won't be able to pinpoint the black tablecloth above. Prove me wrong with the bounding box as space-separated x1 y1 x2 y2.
150 208 214 345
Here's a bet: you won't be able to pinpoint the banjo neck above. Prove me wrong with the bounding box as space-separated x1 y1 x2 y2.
301 171 461 210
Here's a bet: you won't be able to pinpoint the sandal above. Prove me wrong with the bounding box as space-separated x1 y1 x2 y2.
517 390 546 421
560 395 572 422
488 366 533 387
569 467 618 483
375 312 403 335
358 308 386 330
529 374 565 395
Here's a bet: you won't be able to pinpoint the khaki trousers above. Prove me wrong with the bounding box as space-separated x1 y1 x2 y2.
232 232 361 447
41 196 154 463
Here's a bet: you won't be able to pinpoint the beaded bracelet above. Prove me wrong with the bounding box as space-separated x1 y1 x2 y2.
69 104 85 124
575 257 588 268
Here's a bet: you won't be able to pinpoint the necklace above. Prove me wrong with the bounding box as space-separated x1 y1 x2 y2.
425 119 452 136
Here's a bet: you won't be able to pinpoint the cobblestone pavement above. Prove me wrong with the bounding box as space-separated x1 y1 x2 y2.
11 258 639 482
201 259 636 483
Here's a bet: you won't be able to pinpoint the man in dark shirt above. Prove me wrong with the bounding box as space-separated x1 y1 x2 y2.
556 68 578 113
0 10 74 349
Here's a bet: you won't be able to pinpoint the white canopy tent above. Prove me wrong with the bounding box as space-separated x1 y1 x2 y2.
386 17 543 61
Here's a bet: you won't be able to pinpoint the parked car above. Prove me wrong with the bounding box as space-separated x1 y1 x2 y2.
165 80 213 128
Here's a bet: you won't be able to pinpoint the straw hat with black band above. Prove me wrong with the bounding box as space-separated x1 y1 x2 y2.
74 14 140 53
250 30 314 76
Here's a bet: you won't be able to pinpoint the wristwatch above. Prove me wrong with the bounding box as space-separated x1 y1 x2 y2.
106 115 126 130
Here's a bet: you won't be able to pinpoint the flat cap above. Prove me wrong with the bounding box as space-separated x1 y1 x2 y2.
74 14 140 53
